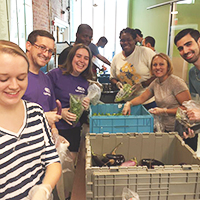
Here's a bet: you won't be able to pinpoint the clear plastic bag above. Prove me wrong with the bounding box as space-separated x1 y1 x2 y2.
56 140 75 200
183 100 200 111
153 115 165 132
86 83 101 105
69 93 85 127
175 100 200 136
115 84 132 102
122 187 140 200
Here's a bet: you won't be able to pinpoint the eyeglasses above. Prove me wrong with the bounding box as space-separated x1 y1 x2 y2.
33 43 54 55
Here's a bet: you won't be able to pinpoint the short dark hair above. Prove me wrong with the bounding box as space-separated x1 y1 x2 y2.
76 24 93 34
145 36 155 47
119 27 136 40
27 30 55 45
174 28 200 45
98 36 108 44
135 29 143 37
61 43 93 80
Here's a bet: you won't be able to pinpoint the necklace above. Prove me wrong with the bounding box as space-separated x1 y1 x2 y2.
195 68 200 81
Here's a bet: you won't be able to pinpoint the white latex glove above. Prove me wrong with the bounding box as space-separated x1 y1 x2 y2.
116 81 123 89
28 184 52 200
149 107 167 115
51 128 70 148
187 109 200 122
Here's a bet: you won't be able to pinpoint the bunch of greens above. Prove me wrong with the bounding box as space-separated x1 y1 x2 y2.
92 112 122 116
69 93 85 126
114 83 132 102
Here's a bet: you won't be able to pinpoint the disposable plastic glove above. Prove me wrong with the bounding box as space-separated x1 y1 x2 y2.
187 109 200 122
28 184 53 200
149 107 167 115
52 128 70 148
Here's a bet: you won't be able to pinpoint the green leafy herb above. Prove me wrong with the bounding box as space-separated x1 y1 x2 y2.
114 83 132 102
92 112 122 116
69 93 85 126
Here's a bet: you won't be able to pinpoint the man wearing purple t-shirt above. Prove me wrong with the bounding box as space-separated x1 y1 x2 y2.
23 30 61 127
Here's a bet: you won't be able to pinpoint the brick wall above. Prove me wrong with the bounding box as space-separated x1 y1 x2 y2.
32 0 67 31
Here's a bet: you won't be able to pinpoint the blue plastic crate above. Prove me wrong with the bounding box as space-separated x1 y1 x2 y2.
89 104 154 133
97 74 110 83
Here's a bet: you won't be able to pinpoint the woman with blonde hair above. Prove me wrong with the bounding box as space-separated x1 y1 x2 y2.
122 53 191 132
0 40 61 200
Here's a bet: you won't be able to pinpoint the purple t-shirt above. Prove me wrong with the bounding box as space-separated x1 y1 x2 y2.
47 68 89 129
22 71 56 112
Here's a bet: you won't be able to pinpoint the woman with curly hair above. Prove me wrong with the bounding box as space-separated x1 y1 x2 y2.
110 27 156 109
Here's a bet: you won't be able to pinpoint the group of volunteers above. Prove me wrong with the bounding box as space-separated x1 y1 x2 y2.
0 24 200 200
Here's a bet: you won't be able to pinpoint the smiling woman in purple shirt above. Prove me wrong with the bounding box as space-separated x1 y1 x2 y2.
48 43 93 162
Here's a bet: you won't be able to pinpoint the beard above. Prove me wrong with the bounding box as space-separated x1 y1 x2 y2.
182 50 200 64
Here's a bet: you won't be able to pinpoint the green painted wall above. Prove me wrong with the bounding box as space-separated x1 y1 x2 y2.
128 0 170 54
172 1 200 81
128 0 200 82
128 0 200 55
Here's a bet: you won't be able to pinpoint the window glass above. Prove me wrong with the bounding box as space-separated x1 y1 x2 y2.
115 0 128 55
70 0 81 42
17 0 26 51
10 0 18 45
82 0 92 27
9 0 33 51
104 0 116 63
93 0 105 43
0 0 9 40
70 0 128 74
25 0 33 38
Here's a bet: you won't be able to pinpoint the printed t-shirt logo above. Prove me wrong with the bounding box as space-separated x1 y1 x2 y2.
117 62 141 85
43 87 51 96
75 86 85 93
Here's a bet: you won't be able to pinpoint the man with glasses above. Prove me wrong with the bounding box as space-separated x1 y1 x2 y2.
23 30 61 127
